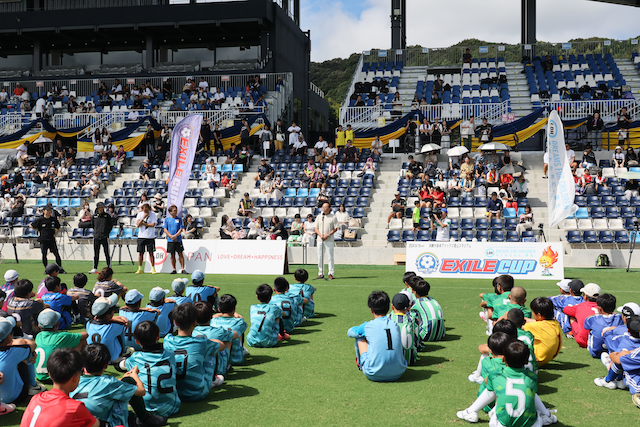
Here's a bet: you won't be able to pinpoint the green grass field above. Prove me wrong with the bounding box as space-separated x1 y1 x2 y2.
1 261 640 426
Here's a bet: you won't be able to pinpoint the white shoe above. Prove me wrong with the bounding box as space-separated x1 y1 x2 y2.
89 268 97 274
478 311 487 322
594 377 617 390
468 373 483 384
118 359 128 372
242 347 250 357
539 412 558 425
302 316 308 323
456 409 478 423
28 383 47 395
0 402 16 415
615 379 627 389
211 375 224 387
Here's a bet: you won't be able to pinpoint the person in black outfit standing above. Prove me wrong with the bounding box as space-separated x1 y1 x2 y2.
144 124 156 159
31 204 65 273
89 202 113 274
200 118 212 155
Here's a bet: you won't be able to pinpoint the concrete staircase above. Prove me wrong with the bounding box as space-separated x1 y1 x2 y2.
505 62 533 119
615 59 640 100
396 66 425 114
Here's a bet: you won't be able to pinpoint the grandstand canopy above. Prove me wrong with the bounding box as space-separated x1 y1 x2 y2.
589 0 640 6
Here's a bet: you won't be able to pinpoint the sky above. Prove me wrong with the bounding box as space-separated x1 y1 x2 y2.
300 0 640 62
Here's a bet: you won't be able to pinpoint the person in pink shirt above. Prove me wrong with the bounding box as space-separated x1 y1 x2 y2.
1 270 19 311
563 282 601 347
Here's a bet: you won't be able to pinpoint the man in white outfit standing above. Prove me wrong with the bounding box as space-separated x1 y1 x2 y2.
314 202 338 280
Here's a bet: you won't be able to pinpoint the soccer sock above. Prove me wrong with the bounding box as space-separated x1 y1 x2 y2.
122 376 150 422
27 361 37 387
605 363 622 382
474 354 487 374
534 394 551 416
601 352 612 367
468 389 496 413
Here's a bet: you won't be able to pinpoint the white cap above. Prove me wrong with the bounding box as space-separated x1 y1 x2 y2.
580 283 602 298
3 269 19 282
617 302 640 316
555 279 571 293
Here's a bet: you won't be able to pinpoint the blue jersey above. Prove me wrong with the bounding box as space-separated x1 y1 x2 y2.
289 282 315 318
270 293 300 333
185 286 218 309
125 344 181 417
163 334 219 402
118 307 158 351
549 294 583 333
605 332 640 353
72 374 137 427
86 319 126 362
210 316 247 364
585 313 625 357
163 216 184 242
620 346 640 394
0 344 31 404
170 294 193 306
41 292 74 330
347 317 408 382
247 303 282 348
194 325 233 377
147 301 176 338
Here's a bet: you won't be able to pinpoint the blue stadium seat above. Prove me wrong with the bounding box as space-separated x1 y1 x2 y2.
503 208 516 219
506 231 520 242
615 231 630 243
489 219 503 230
461 197 474 207
566 230 582 243
71 228 84 239
293 197 305 207
598 231 614 243
402 230 415 242
475 230 489 241
449 219 459 230
475 219 488 230
574 196 586 207
416 230 430 241
583 230 598 243
625 218 636 230
574 207 590 219
590 207 604 218
586 196 600 207
490 231 504 242
616 196 629 206
84 228 95 238
504 219 517 230
460 230 474 241
601 196 615 207
448 197 460 207
605 207 619 218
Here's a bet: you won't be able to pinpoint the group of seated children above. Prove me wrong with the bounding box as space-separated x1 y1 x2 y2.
548 278 640 407
1 265 289 427
345 271 445 382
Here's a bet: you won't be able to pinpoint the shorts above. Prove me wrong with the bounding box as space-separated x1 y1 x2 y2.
413 222 420 228
137 238 155 254
393 206 404 213
167 241 184 254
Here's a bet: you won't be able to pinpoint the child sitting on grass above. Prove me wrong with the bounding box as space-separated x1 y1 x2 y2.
147 287 176 338
480 275 514 321
491 286 531 321
125 321 181 418
186 270 220 310
388 293 419 366
41 276 76 330
563 282 600 346
6 279 46 338
548 279 584 334
289 269 316 321
399 271 417 307
35 309 87 383
119 289 159 351
247 284 284 348
169 279 193 306
194 301 235 383
468 319 519 384
72 343 166 427
595 315 640 391
410 277 445 342
347 290 407 382
522 297 562 367
67 273 97 325
86 293 131 371
211 294 248 364
20 348 99 427
609 322 640 408
0 316 40 408
270 277 305 335
163 303 223 401
584 293 624 358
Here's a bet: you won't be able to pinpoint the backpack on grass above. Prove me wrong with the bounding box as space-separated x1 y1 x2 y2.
596 253 610 267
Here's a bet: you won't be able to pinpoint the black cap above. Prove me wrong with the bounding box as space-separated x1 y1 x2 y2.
244 192 249 197
45 263 60 275
491 192 498 196
43 203 53 210
568 279 584 295
96 202 105 208
627 315 640 336
392 293 410 311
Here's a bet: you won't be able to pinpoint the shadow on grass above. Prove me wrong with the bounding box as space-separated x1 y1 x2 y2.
302 320 323 327
278 339 310 347
413 354 448 366
242 355 279 366
538 383 558 394
227 367 266 381
290 328 321 335
175 400 220 416
313 313 336 319
543 360 590 371
439 334 461 342
208 383 260 402
538 370 561 383
419 343 445 352
397 368 438 382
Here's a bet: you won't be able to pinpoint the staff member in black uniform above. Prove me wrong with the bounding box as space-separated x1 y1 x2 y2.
89 202 113 274
31 204 66 273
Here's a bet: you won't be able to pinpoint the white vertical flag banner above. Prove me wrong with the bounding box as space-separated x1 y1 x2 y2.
547 110 578 227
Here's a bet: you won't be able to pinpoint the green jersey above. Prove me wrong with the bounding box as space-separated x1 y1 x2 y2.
388 312 419 365
35 330 82 381
487 292 511 309
486 367 538 427
478 356 506 412
411 296 445 342
516 329 539 373
492 303 532 320
482 292 497 303
412 207 421 223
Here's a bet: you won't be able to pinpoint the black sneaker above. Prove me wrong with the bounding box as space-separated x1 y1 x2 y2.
136 414 168 427
170 270 177 274
180 270 188 274
59 268 67 274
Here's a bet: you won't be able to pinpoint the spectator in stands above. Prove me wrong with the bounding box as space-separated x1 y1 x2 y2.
418 183 433 208
403 117 417 152
387 192 407 225
323 142 338 163
131 85 141 98
431 186 446 208
580 146 596 170
354 95 365 107
255 158 274 182
345 124 355 148
132 95 143 110
336 204 350 232
206 165 220 190
184 214 199 239
542 151 549 179
260 175 282 201
462 48 472 65
434 172 446 190
169 99 180 111
199 118 212 153
625 179 639 201
433 75 443 94
289 128 305 156
212 124 223 154
20 96 31 112
542 55 553 72
198 77 209 94
594 169 606 192
419 118 431 144
478 117 493 142
327 158 340 180
461 172 475 196
613 145 625 171
302 214 316 247
0 86 8 105
114 146 125 173
618 107 632 148
248 216 267 240
579 169 593 194
65 146 76 168
11 83 24 102
34 94 46 117
213 87 226 108
238 193 254 218
487 191 503 220
512 174 528 198
268 216 288 241
516 205 534 237
498 182 517 212
432 208 450 241
259 125 273 156
255 95 267 112
96 82 107 97
431 92 442 105
139 159 152 181
78 202 92 229
128 109 140 121
371 136 383 156
162 80 172 99
225 143 239 165
144 124 155 159
459 115 475 149
137 192 150 212
111 79 123 94
360 157 376 178
84 170 100 198
53 140 66 160
152 194 165 215
447 172 461 198
587 112 604 150
392 92 402 116
342 140 358 164
97 154 110 174
459 155 474 178
9 194 24 218
411 94 420 109
475 159 487 180
564 143 577 171
66 95 78 113
310 165 325 188
183 78 195 96
625 147 639 168
405 155 424 180
0 193 12 219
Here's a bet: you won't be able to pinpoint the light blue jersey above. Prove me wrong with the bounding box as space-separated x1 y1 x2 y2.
270 293 300 333
289 282 315 318
194 325 233 377
72 374 137 427
347 317 408 382
185 286 218 309
146 301 176 338
0 344 31 404
620 347 640 394
86 319 126 362
118 307 158 351
605 332 640 353
585 313 625 357
125 344 181 417
163 334 219 401
549 294 583 333
170 294 193 306
247 303 282 348
210 316 247 364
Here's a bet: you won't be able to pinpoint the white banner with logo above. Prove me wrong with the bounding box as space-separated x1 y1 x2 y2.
547 110 578 227
406 241 564 280
144 239 287 275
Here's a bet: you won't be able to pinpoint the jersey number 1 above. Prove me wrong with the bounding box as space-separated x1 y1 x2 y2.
385 328 393 350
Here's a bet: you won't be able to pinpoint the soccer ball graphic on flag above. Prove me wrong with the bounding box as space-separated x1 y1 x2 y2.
416 252 438 275
181 127 192 139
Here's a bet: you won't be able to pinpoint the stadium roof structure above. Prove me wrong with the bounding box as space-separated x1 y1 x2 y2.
589 0 640 6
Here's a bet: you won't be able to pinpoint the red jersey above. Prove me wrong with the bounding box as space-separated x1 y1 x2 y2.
20 389 97 427
563 300 598 348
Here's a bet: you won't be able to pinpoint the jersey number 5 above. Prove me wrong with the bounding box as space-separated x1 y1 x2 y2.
505 378 526 417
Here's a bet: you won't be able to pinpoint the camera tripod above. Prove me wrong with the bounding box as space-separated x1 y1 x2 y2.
110 224 134 265
0 223 19 263
627 221 640 272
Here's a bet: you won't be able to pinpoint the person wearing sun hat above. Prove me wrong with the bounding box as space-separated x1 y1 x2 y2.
563 282 601 346
169 278 192 306
34 309 87 383
118 289 159 351
146 287 176 338
1 269 19 311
